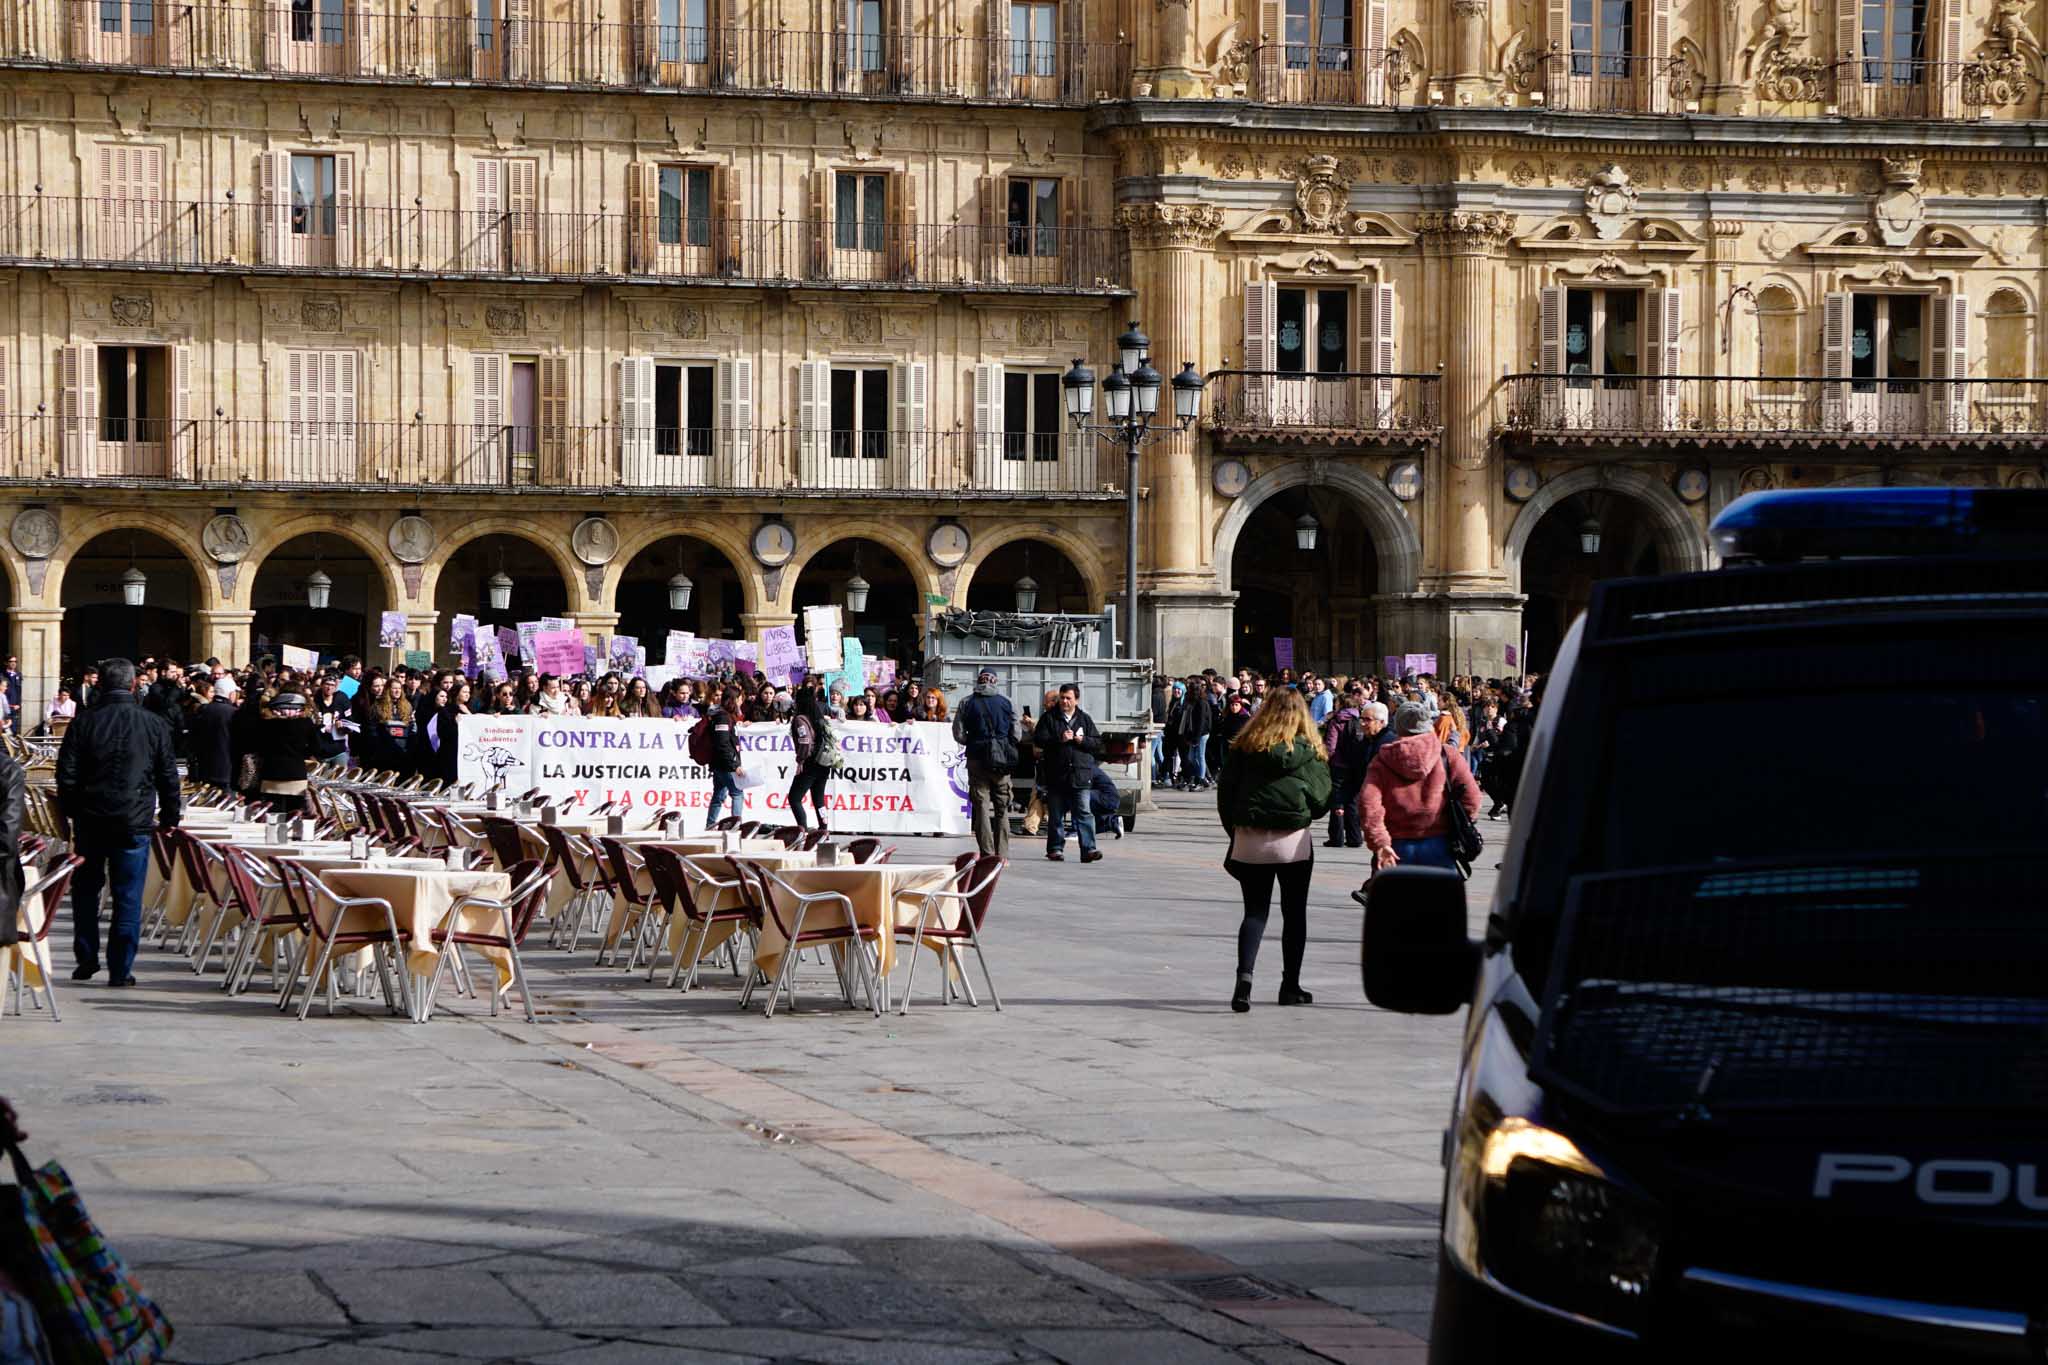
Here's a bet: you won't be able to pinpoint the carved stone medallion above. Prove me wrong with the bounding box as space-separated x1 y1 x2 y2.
1292 155 1353 234
201 514 253 564
1582 165 1638 241
9 509 58 560
570 517 620 567
388 515 436 565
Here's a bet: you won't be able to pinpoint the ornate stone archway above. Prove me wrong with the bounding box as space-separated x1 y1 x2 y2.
954 522 1111 612
1213 462 1423 595
1503 465 1713 594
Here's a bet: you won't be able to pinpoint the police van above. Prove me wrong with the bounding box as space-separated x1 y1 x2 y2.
1362 487 2048 1360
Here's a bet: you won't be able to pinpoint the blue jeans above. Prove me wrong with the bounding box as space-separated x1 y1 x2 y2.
1391 835 1456 871
72 829 152 980
1180 739 1208 786
705 770 742 826
1042 787 1097 856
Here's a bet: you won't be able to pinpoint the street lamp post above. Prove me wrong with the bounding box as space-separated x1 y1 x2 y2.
1062 320 1205 660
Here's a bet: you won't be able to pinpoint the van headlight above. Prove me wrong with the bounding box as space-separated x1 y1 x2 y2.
1447 1117 1663 1336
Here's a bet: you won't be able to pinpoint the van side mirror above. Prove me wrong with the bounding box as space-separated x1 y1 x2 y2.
1360 866 1478 1015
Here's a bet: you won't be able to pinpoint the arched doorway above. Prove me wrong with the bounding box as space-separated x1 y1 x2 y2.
614 536 746 649
1518 490 1668 670
250 533 390 664
61 529 201 673
966 539 1092 614
1228 488 1378 676
433 534 570 661
793 538 921 668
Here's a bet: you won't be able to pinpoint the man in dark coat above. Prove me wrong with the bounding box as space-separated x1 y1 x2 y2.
185 675 238 791
1324 693 1387 849
55 658 180 986
1031 683 1102 863
951 668 1017 858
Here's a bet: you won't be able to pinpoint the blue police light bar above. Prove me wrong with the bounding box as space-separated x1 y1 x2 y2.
1711 487 2048 564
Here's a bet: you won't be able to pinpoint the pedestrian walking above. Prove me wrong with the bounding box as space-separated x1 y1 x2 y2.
1216 687 1332 1013
253 691 345 814
1032 683 1103 863
785 685 836 831
1324 695 1387 849
951 668 1017 857
53 658 180 987
701 685 746 826
1173 673 1214 790
1360 702 1481 873
184 674 237 790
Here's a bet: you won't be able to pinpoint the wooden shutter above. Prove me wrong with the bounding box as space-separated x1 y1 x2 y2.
797 358 830 478
1243 279 1275 416
332 151 355 267
1544 0 1569 105
972 361 1004 474
1641 0 1671 112
637 0 661 80
617 355 655 481
507 157 538 270
1538 284 1565 423
1061 0 1087 99
470 0 495 75
1821 291 1849 429
1934 0 1965 115
712 163 742 276
888 169 918 280
808 168 832 279
716 356 754 486
473 156 503 270
1363 282 1395 426
976 174 1002 282
538 354 568 479
986 0 1009 95
168 343 193 477
715 0 740 85
1363 0 1388 104
504 0 531 79
59 344 97 476
96 144 165 263
259 149 292 264
1834 0 1860 112
472 350 505 480
1256 0 1281 97
69 0 91 60
893 359 928 481
1930 292 1970 432
264 0 285 69
1647 286 1681 428
625 160 657 272
885 0 910 88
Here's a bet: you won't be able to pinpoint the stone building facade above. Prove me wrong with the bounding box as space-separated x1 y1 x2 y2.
1 0 2045 707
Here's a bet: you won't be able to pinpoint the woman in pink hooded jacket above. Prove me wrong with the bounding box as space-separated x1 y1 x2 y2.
1359 702 1482 872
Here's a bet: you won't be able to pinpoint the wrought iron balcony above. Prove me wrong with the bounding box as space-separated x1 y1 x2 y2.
1206 370 1440 449
1502 374 2048 454
0 418 1125 497
0 197 1131 293
1500 51 2031 118
1245 45 1415 107
14 1 1130 104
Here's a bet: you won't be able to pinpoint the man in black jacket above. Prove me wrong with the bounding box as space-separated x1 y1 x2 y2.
702 685 746 826
1031 683 1102 863
951 668 1016 857
55 658 180 987
185 675 238 791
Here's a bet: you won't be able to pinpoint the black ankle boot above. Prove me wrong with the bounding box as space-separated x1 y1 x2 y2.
1231 976 1252 1013
1278 982 1314 1006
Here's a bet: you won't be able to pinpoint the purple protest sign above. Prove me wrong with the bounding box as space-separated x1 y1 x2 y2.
583 645 598 677
606 635 639 675
1383 655 1403 678
1504 644 1518 668
377 611 407 650
497 626 518 668
1272 637 1295 671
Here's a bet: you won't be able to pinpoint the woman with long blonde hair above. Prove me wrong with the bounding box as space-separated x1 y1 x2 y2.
1215 687 1332 1013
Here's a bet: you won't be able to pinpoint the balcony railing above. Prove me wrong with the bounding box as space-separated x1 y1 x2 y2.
0 197 1131 293
20 1 1130 103
1518 50 1700 112
1502 374 2048 447
1248 45 1414 107
0 419 1125 496
1514 50 2033 117
1206 370 1440 445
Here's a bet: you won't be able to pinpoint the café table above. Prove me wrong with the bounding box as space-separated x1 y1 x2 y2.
0 860 50 1010
314 865 514 986
747 861 959 984
154 837 355 930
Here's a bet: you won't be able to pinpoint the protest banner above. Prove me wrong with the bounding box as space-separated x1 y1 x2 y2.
377 611 407 650
457 716 971 835
802 605 843 671
532 629 585 675
1273 637 1295 671
607 635 640 675
280 644 319 671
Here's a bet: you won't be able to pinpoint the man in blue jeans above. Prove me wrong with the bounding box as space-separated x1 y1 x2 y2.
1032 683 1104 863
55 658 180 987
700 686 746 827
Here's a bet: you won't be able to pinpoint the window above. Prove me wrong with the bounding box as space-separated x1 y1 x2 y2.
1006 178 1059 257
845 0 883 72
1986 290 2029 381
98 345 163 443
834 172 886 251
1003 372 1062 461
99 0 153 36
1010 0 1056 75
658 166 712 247
475 0 494 50
829 367 889 459
658 0 710 62
1861 0 1926 83
1275 287 1349 375
1568 0 1632 74
1849 294 1923 390
290 0 344 43
1284 0 1350 70
290 153 337 237
655 362 715 457
1564 288 1638 387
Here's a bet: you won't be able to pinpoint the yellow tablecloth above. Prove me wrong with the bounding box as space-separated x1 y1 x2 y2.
316 867 513 979
624 847 817 962
1 882 49 995
750 862 958 980
157 840 355 928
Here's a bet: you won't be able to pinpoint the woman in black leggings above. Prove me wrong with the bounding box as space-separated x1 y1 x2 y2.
1213 687 1333 1012
786 686 834 830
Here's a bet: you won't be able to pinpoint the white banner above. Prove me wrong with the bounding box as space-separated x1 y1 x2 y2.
457 715 971 836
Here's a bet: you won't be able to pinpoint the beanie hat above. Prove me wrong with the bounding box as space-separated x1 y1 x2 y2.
1393 702 1431 737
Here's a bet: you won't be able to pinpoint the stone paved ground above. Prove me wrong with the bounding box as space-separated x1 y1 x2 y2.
5 792 1503 1364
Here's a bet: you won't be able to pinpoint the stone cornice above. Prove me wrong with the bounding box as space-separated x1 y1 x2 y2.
1417 210 1515 252
1115 202 1226 247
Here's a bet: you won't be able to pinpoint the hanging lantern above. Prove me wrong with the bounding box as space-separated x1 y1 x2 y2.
668 570 695 612
1295 512 1320 552
844 573 871 615
120 564 147 608
1014 574 1040 613
1580 518 1603 556
304 566 333 611
486 568 513 612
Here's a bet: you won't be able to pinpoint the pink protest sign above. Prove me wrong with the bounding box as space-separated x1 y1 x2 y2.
532 629 586 675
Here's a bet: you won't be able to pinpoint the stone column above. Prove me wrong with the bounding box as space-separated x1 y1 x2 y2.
9 607 63 726
572 612 621 655
403 610 440 664
739 611 795 652
1145 0 1208 97
1418 210 1522 676
1115 201 1229 675
1449 0 1494 104
195 609 257 671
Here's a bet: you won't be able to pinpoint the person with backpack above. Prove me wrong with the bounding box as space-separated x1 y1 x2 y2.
1360 702 1480 873
785 685 836 831
695 684 745 826
1323 693 1387 849
952 667 1017 856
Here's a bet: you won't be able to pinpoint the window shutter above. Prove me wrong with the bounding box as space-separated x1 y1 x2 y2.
625 161 656 272
797 358 831 480
1363 0 1388 104
808 168 832 280
713 163 742 276
69 0 91 60
473 156 503 270
1256 0 1281 97
1061 0 1087 100
885 0 910 89
1243 279 1275 416
60 344 97 476
637 0 661 80
894 359 928 481
976 174 1002 282
1935 0 1965 115
715 0 741 85
717 356 753 486
1821 292 1849 429
1930 292 1970 432
332 152 356 267
504 0 531 79
472 351 505 480
888 169 918 280
1641 0 1672 111
538 354 568 480
169 343 193 477
1648 286 1681 428
507 157 538 270
972 361 1004 478
1538 284 1565 423
1366 282 1396 426
264 0 285 69
986 0 1009 96
259 149 292 265
1544 0 1570 105
616 355 654 482
1834 0 1860 111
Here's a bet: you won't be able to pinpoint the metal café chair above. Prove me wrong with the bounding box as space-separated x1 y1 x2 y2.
845 838 895 864
895 853 1008 1015
4 857 82 1022
595 836 661 969
417 858 550 1023
218 845 303 997
734 859 882 1020
646 848 751 990
276 862 415 1021
538 824 606 951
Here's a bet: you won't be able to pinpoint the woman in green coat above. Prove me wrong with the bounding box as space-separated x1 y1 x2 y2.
1216 687 1333 1012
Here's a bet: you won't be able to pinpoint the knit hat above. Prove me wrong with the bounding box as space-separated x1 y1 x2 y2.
270 692 307 713
1393 702 1431 737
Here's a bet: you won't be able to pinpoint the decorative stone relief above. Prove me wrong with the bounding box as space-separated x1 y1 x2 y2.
846 308 882 345
1739 467 1776 493
671 304 706 337
298 101 342 142
1582 165 1638 241
388 515 435 564
402 563 424 600
300 297 342 331
201 514 253 564
24 561 47 596
1758 222 1794 259
1114 203 1225 248
1291 155 1356 233
485 304 527 335
486 107 527 148
571 517 620 566
1018 312 1053 347
110 294 155 327
1872 156 1925 248
107 92 150 135
217 562 239 599
10 510 58 560
1964 0 2040 108
1417 210 1515 253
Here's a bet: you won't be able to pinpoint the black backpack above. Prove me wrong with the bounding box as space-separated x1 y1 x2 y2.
1441 746 1483 875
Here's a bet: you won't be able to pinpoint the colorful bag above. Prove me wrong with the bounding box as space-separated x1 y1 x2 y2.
0 1141 172 1365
